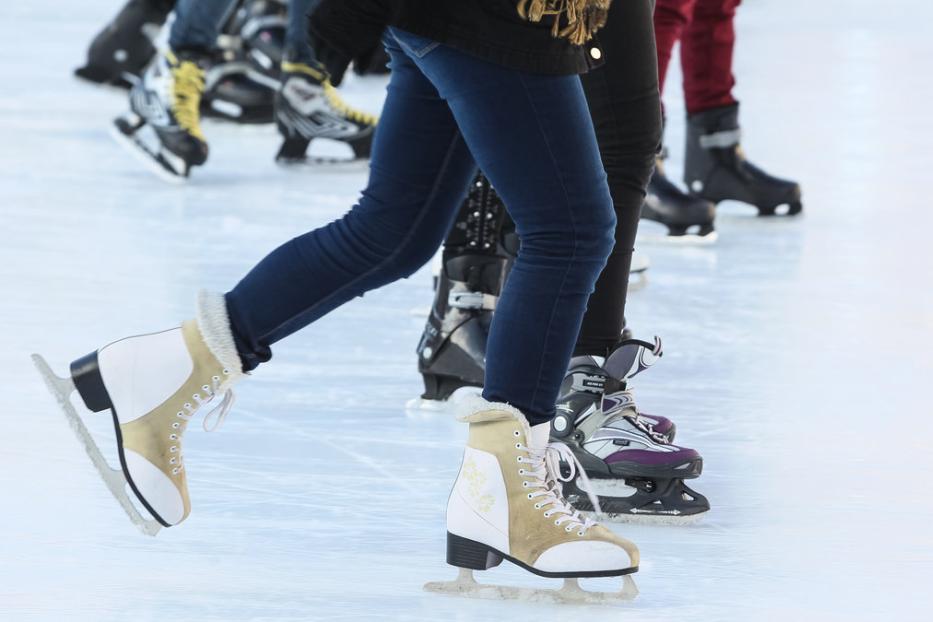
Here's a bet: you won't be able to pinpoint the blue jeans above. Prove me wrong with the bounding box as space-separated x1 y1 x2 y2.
226 29 615 424
170 0 319 61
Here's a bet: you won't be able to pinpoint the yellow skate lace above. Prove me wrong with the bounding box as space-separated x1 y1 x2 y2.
168 51 206 141
323 83 378 126
281 60 378 127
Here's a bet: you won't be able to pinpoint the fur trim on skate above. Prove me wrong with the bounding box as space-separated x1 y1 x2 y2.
457 395 533 441
195 290 245 383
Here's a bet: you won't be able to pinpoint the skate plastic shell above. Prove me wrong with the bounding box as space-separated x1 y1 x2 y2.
32 354 162 537
424 567 638 604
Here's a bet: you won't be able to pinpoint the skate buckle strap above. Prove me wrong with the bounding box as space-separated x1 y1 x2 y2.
699 128 742 149
448 291 497 311
519 440 601 534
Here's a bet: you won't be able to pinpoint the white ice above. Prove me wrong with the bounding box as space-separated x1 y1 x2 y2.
1 1 932 620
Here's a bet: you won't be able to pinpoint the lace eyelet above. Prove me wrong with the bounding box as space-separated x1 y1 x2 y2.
172 422 180 429
518 469 525 475
543 511 551 518
169 434 177 440
515 443 521 449
527 494 533 499
222 369 230 375
577 532 585 537
193 394 200 400
516 457 523 463
513 430 520 437
184 403 191 409
202 385 210 391
170 458 176 464
172 468 179 475
565 526 573 532
212 376 220 381
177 412 184 417
554 520 561 526
169 447 177 453
534 503 541 509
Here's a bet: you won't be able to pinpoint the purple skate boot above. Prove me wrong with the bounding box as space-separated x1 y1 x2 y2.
551 337 710 523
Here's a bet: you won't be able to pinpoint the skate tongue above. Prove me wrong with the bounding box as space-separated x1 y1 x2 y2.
529 423 551 450
604 336 663 383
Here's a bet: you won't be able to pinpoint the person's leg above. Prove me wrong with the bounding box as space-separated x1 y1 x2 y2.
168 0 237 52
392 30 616 425
229 33 476 369
575 0 662 358
679 0 741 115
285 0 322 62
654 0 697 95
680 0 802 215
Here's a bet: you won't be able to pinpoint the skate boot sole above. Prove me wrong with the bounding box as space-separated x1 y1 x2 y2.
601 456 703 480
32 354 163 536
424 532 638 604
445 531 637 578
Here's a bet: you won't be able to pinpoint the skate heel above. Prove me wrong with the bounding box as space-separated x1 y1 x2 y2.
69 352 113 413
446 532 503 570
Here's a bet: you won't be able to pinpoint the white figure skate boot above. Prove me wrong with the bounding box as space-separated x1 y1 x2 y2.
425 398 639 604
33 291 244 535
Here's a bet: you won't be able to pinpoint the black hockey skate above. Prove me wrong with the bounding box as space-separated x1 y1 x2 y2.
201 57 278 124
74 0 174 88
274 56 377 163
409 173 519 411
685 104 802 216
640 153 717 243
194 0 293 124
552 337 710 523
113 48 209 181
229 0 289 80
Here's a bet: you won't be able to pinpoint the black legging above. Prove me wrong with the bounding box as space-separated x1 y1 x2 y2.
311 0 661 358
575 0 662 357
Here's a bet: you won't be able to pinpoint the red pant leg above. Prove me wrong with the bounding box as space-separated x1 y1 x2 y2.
654 0 697 96
680 0 741 114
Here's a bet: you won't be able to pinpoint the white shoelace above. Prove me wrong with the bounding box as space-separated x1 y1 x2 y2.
169 373 236 476
519 439 602 535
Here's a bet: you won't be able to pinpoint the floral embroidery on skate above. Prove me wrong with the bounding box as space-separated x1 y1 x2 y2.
462 457 495 514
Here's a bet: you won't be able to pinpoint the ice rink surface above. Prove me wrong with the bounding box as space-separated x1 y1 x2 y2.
2 1 932 620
